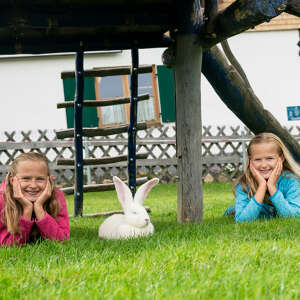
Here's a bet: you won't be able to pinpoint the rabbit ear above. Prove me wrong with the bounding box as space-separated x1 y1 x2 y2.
113 176 133 212
134 178 159 205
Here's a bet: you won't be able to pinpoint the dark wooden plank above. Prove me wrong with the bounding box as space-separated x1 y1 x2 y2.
0 1 174 54
0 32 171 55
0 0 172 9
57 94 150 109
0 0 296 55
61 65 153 79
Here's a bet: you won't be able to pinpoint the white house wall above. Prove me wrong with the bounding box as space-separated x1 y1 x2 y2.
206 30 300 129
0 30 299 132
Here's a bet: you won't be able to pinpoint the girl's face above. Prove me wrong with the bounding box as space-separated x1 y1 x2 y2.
250 142 283 180
11 160 48 202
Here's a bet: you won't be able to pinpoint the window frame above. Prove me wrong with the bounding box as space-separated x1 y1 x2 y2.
94 64 161 128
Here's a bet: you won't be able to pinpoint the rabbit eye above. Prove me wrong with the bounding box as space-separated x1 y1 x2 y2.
132 211 137 214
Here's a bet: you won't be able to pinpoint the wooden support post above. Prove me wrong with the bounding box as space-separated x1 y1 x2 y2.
174 0 203 222
74 47 84 216
128 46 139 195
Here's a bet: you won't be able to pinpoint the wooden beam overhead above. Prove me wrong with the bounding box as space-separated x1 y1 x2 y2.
0 0 175 54
0 9 171 30
0 0 172 9
0 0 298 54
0 32 171 54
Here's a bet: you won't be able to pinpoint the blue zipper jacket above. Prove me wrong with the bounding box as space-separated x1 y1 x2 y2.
235 171 300 223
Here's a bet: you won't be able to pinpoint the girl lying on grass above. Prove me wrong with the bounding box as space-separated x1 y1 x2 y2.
0 152 69 246
225 132 300 223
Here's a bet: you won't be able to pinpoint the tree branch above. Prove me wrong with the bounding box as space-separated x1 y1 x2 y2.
198 0 288 49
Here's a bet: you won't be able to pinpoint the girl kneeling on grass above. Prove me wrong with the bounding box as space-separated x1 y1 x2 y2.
0 152 69 246
225 132 300 223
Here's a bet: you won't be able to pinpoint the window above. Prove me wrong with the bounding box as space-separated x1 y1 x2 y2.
62 65 172 129
95 65 161 127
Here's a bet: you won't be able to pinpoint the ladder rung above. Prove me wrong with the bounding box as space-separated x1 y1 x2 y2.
56 153 148 166
62 176 149 195
56 122 147 139
61 65 153 79
57 94 150 109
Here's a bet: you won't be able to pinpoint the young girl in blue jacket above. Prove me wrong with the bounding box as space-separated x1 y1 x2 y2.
225 132 300 223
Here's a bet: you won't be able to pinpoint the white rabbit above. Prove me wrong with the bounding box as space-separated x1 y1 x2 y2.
98 176 159 240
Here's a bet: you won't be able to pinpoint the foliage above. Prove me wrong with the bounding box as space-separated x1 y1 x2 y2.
0 182 299 300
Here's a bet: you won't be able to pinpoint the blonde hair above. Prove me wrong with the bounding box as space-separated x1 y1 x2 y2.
2 152 59 234
237 132 300 199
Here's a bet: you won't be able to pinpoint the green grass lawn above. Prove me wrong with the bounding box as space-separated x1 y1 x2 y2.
0 182 299 300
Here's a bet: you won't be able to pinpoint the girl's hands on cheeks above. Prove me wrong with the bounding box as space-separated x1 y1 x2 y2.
35 176 52 207
33 176 52 220
267 158 282 196
250 161 267 204
12 176 33 220
249 162 267 188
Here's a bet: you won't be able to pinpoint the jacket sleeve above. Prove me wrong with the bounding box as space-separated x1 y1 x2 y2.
270 177 300 217
36 188 70 241
0 192 34 247
235 184 263 223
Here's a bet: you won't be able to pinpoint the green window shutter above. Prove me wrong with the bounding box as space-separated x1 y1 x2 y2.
62 77 99 128
157 65 175 123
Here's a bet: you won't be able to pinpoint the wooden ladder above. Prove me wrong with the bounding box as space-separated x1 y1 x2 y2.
56 48 152 217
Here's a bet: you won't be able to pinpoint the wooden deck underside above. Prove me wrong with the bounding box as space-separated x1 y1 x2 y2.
0 0 175 54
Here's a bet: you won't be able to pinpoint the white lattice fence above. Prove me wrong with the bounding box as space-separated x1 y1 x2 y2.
1 125 300 185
